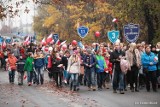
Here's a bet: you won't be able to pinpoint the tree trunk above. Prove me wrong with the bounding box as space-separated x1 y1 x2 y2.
144 4 155 44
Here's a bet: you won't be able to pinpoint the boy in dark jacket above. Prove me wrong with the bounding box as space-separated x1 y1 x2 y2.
16 55 25 85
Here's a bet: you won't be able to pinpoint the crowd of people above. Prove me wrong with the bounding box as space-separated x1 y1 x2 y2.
0 40 160 94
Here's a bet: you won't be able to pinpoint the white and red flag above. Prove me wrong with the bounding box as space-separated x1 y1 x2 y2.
41 37 46 46
2 41 6 49
24 36 30 45
112 18 118 23
46 33 53 44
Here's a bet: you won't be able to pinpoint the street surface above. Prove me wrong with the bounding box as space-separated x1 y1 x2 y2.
0 70 159 107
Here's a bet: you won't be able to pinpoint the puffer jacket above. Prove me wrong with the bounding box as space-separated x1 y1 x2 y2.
96 55 107 73
141 52 158 72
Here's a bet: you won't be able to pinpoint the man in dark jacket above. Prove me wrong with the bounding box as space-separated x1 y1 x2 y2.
84 49 97 91
16 55 25 85
110 42 125 94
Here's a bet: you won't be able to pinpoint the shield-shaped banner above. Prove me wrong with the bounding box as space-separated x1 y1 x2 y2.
124 23 140 43
0 37 3 44
77 26 89 38
107 30 119 44
5 37 12 43
53 34 59 44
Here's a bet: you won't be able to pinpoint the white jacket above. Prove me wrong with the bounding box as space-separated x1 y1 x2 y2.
67 56 80 74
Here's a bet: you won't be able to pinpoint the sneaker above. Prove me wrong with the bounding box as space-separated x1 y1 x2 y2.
28 82 31 86
92 87 96 91
64 80 67 84
135 89 139 92
18 83 22 85
120 90 125 94
153 89 157 92
73 87 76 91
131 89 134 92
76 88 80 91
124 89 127 91
98 88 102 91
88 87 91 91
113 90 117 93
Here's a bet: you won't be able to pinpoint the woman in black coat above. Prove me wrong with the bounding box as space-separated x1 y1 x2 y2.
51 50 63 87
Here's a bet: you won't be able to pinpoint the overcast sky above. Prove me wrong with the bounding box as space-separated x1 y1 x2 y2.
0 0 36 28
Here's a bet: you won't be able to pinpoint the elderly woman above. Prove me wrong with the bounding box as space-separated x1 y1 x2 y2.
126 43 141 92
67 50 81 91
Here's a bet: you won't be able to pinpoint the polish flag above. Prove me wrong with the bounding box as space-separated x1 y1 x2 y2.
24 36 30 45
46 33 53 43
2 41 6 49
112 18 118 23
55 39 61 45
50 39 54 44
41 38 46 46
60 40 67 46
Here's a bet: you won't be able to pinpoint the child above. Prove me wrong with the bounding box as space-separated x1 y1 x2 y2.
104 52 112 89
16 55 25 85
7 53 17 84
24 52 34 86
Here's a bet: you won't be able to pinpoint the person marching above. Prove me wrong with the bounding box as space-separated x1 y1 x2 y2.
141 45 158 92
61 50 70 84
16 55 25 85
34 50 45 85
83 48 97 91
51 50 63 87
24 52 34 86
67 50 81 91
126 43 141 92
46 50 53 81
95 50 107 91
110 42 125 94
7 53 17 84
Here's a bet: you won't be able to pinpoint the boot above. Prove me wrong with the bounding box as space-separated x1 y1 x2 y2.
92 86 96 91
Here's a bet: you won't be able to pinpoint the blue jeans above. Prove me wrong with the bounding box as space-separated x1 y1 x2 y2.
35 67 44 84
70 73 79 90
112 70 124 90
85 68 96 87
63 70 68 80
8 70 15 83
27 71 33 83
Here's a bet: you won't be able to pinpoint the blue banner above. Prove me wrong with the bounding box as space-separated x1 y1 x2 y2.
53 34 59 44
124 23 140 43
77 26 89 38
0 37 3 44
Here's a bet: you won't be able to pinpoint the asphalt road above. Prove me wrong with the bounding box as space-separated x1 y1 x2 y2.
0 70 159 107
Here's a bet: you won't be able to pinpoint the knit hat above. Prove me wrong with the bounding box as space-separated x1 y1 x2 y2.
86 49 92 54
